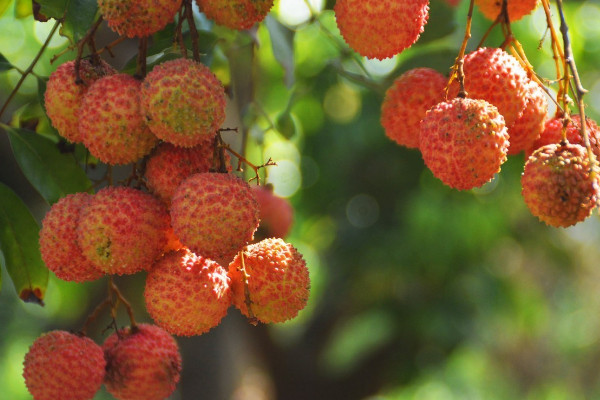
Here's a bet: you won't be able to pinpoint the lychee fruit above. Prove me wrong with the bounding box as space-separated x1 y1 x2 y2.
252 184 294 241
44 59 115 143
228 238 310 324
39 193 103 282
79 74 158 165
77 186 170 275
141 58 226 148
98 0 182 38
475 0 539 22
419 97 509 190
334 0 429 60
196 0 274 30
521 142 600 227
527 115 600 159
507 81 548 155
103 324 182 400
144 141 230 206
170 172 260 261
23 331 105 400
145 249 232 336
380 67 447 149
449 47 530 126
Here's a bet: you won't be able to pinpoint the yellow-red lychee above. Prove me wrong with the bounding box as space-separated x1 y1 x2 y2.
252 184 294 241
475 0 539 22
98 0 182 38
527 115 600 159
196 0 274 30
507 81 548 155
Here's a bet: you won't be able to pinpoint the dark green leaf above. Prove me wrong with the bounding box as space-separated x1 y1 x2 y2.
36 0 67 19
4 125 92 205
60 0 98 43
37 76 48 114
0 53 15 72
265 16 296 88
0 182 48 305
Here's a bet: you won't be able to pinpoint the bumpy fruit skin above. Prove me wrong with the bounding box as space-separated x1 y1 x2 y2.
475 0 539 22
141 59 226 148
145 249 232 336
39 193 103 282
507 81 548 155
196 0 274 30
521 142 600 227
98 0 182 38
144 142 230 206
334 0 429 60
449 47 529 126
103 324 182 400
380 68 447 149
228 238 310 323
79 74 158 165
23 331 105 400
77 187 170 275
527 115 600 159
44 59 115 143
252 184 294 241
420 97 509 190
170 172 260 261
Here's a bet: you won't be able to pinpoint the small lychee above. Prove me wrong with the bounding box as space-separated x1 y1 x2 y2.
527 115 600 159
98 0 182 38
507 81 548 155
252 184 294 241
475 0 539 22
196 0 274 30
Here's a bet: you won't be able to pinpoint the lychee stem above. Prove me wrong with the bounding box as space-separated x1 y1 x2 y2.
135 37 148 79
79 298 112 336
184 0 201 62
447 0 474 99
175 7 187 59
239 250 258 326
108 277 138 330
74 17 104 84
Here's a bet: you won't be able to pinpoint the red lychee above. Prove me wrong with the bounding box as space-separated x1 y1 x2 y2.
39 193 103 282
44 59 115 143
196 0 274 30
79 74 158 165
380 68 447 149
228 238 310 324
98 0 182 38
521 142 600 227
23 331 105 400
419 97 509 190
507 81 548 155
145 249 232 336
334 0 429 60
141 58 226 148
527 115 600 159
103 324 182 400
77 187 170 275
170 172 260 261
475 0 539 22
252 184 294 241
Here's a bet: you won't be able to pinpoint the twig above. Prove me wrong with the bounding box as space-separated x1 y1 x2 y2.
79 298 111 336
75 17 104 84
135 37 148 79
109 277 137 329
184 0 201 62
447 0 475 99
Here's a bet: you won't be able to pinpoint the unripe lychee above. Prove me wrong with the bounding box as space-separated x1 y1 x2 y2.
44 59 115 143
449 47 530 126
196 0 274 30
77 187 170 275
380 68 447 149
521 142 600 227
79 74 158 165
228 238 310 323
475 0 539 22
141 59 226 148
145 249 232 336
144 141 231 206
98 0 182 38
527 115 600 159
252 184 294 241
419 97 509 190
334 0 429 60
39 193 103 282
103 324 182 400
23 331 105 400
507 81 548 155
170 172 260 261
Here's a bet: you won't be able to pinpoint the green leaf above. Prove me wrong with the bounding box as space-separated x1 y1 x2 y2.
36 0 67 19
0 0 12 17
0 182 48 305
265 16 295 88
60 0 98 43
4 125 92 205
14 0 32 18
0 53 15 72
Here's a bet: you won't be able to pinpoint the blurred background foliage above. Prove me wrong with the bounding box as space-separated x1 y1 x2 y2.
2 0 600 399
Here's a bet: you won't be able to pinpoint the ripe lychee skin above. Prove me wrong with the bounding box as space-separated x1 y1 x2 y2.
527 115 600 159
521 142 600 228
196 0 274 30
420 97 509 190
145 249 232 336
103 324 182 400
39 193 103 282
381 68 447 149
98 0 182 38
141 59 226 148
475 0 539 22
252 185 294 241
79 74 158 165
334 0 429 60
44 59 115 143
170 172 260 261
23 331 105 400
228 238 310 324
77 187 170 275
507 81 548 155
449 47 530 126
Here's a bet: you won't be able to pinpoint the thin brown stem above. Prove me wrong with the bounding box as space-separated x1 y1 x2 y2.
221 140 277 184
109 277 137 329
185 0 201 62
447 0 475 99
79 298 111 336
75 17 104 83
239 250 258 326
135 37 148 79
